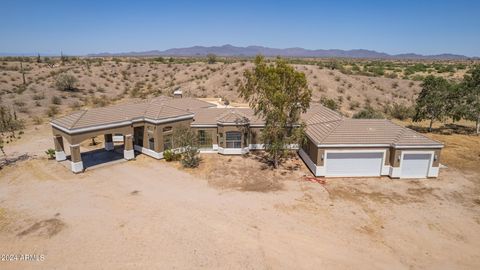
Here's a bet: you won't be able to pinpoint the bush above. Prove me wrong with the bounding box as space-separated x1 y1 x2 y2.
46 105 59 117
163 149 180 162
320 97 338 111
173 126 201 168
51 96 62 105
180 146 201 168
55 73 77 91
384 103 414 120
352 106 384 119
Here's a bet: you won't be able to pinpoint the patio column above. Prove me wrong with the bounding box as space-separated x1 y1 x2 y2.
124 134 134 160
104 134 114 151
53 135 66 161
70 144 84 173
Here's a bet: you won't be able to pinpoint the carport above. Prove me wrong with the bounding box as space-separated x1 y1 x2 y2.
52 125 135 173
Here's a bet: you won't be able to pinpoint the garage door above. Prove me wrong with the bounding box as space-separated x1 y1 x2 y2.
401 153 431 178
325 152 383 177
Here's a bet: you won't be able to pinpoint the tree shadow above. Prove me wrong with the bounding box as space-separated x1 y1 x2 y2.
407 123 476 135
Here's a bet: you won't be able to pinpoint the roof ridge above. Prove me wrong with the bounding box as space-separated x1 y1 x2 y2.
316 119 344 144
387 120 443 145
70 110 88 129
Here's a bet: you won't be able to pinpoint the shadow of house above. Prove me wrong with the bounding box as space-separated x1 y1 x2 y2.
80 146 126 169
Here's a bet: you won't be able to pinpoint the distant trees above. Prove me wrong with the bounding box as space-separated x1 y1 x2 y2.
55 73 77 91
459 66 480 134
412 66 480 134
239 56 312 168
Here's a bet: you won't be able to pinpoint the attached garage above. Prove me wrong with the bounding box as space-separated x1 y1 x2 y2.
400 153 432 178
325 151 384 177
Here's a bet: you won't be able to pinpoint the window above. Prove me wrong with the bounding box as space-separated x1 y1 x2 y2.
148 137 155 150
198 130 212 148
163 126 173 132
163 134 173 150
225 131 242 148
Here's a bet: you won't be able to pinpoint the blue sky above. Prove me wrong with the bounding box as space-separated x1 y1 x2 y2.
1 0 479 56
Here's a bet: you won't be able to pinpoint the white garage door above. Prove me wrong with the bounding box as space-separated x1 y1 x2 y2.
325 152 383 177
401 153 431 178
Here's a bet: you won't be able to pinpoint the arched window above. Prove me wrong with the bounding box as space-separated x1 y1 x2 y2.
225 131 242 148
163 126 172 132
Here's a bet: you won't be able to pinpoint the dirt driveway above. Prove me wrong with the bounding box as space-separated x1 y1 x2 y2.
0 149 479 269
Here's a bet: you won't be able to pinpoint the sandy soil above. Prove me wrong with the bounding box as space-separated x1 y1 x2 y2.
0 59 429 123
0 125 480 269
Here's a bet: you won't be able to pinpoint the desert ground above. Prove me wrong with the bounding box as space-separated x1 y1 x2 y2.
0 57 477 127
0 121 480 269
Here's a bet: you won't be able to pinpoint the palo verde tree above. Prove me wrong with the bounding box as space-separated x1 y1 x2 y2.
413 75 451 132
239 56 312 168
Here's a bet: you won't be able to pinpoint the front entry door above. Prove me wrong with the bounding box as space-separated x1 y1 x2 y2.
134 127 144 147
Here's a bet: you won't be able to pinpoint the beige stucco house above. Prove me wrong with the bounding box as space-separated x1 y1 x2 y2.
51 96 443 178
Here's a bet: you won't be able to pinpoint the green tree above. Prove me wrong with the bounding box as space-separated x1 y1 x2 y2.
413 75 451 132
445 82 464 123
239 56 312 168
461 65 480 134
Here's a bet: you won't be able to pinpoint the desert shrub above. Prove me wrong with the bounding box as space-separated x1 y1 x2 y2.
353 106 384 119
384 103 414 120
90 95 109 107
51 96 62 105
46 105 59 117
32 116 43 125
349 101 360 110
320 97 338 111
32 93 45 100
55 73 77 91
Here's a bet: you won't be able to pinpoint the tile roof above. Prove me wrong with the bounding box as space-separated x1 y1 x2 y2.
51 97 443 148
191 108 264 126
51 97 213 131
304 118 442 147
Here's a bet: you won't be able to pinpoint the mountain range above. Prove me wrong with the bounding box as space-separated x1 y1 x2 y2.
87 44 474 60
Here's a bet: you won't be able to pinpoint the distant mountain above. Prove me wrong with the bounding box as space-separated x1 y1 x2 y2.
88 44 474 60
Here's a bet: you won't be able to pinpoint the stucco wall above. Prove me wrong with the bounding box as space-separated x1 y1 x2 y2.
52 125 134 145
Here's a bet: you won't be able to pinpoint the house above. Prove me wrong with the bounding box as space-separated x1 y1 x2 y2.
50 96 443 178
